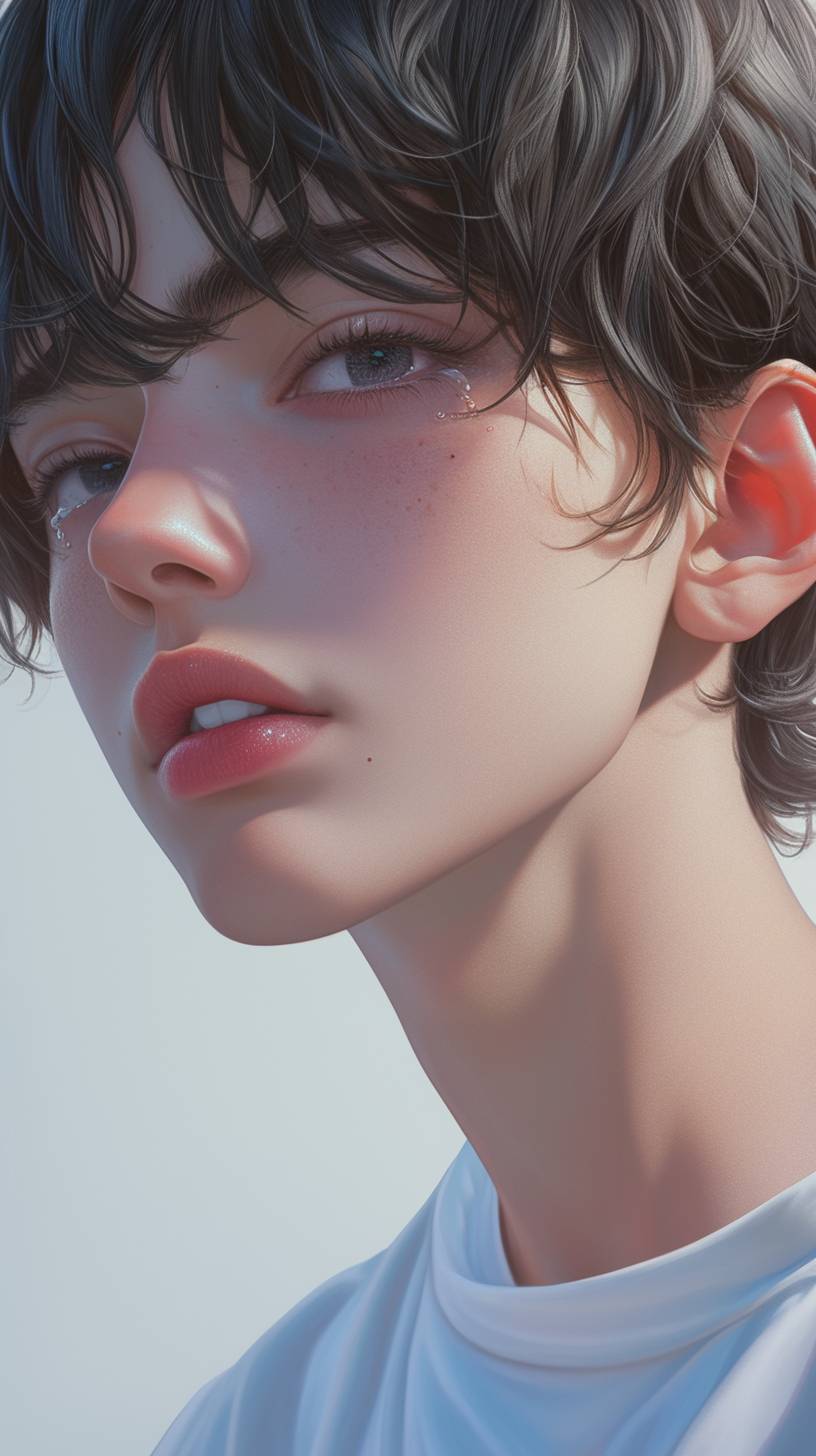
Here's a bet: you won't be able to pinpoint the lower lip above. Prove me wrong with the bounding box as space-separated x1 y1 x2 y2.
157 713 331 800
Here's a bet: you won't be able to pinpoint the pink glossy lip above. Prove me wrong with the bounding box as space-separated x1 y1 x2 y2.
132 645 329 768
157 711 330 800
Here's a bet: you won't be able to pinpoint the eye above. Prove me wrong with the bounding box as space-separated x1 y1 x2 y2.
30 447 129 511
28 313 488 514
286 313 473 402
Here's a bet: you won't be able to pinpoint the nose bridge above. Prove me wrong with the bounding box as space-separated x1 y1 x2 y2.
129 360 234 490
84 363 253 606
139 354 207 451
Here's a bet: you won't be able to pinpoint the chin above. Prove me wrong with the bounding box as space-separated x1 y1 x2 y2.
176 849 380 947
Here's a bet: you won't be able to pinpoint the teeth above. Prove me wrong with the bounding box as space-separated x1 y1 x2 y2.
189 699 271 734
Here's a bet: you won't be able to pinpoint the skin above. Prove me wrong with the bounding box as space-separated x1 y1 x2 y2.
10 108 816 1288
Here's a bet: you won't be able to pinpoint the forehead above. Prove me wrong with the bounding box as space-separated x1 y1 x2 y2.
9 103 454 427
110 104 349 315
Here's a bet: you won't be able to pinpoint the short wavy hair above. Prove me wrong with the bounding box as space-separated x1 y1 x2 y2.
1 0 816 853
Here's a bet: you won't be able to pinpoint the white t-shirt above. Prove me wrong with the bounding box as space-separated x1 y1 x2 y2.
150 1140 816 1454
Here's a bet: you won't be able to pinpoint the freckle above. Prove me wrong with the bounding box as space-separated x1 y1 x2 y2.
367 756 373 763
450 453 455 458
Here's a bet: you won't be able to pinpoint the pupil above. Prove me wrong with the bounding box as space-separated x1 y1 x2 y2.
345 343 412 387
80 459 126 493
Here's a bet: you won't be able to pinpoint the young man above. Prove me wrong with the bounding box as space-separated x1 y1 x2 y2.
2 0 816 1450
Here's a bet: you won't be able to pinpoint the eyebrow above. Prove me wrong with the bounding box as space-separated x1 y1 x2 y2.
8 218 408 423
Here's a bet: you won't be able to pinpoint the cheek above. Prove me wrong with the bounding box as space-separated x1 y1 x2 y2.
258 431 454 579
283 510 667 941
324 420 667 784
48 551 133 745
49 538 103 663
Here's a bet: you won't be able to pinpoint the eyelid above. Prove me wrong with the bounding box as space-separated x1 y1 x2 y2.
26 308 495 478
276 308 490 401
27 431 128 482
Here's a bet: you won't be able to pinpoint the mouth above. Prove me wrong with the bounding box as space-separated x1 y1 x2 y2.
186 699 276 736
132 644 330 768
156 706 332 800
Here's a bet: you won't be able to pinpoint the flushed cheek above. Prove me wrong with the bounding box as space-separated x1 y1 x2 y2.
277 419 524 595
256 431 461 574
301 420 559 635
321 431 666 818
288 425 530 666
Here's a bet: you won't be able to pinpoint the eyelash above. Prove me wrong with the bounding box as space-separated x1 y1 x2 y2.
30 315 481 508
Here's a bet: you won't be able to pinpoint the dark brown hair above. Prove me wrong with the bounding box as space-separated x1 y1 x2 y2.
1 0 815 852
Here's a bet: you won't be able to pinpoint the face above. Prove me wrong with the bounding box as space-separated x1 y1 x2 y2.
9 113 689 946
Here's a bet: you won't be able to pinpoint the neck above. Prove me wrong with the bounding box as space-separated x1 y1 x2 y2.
350 651 816 1287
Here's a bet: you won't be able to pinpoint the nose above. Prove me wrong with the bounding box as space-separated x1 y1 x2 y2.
86 442 252 626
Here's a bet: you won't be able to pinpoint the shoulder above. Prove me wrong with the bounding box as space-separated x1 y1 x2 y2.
148 1189 438 1455
148 1258 373 1455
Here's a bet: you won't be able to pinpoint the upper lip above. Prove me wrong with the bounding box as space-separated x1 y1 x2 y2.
132 645 328 767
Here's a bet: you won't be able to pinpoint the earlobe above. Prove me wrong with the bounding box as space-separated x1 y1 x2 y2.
673 359 816 644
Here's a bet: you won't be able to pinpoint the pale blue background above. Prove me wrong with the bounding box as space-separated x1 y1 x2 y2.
1 639 464 1455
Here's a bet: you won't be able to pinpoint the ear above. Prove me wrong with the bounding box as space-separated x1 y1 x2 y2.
673 359 816 643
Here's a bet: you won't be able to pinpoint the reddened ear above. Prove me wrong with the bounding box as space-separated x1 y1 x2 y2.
673 360 816 644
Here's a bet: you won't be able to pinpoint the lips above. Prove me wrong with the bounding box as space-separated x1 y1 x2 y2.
132 645 328 767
